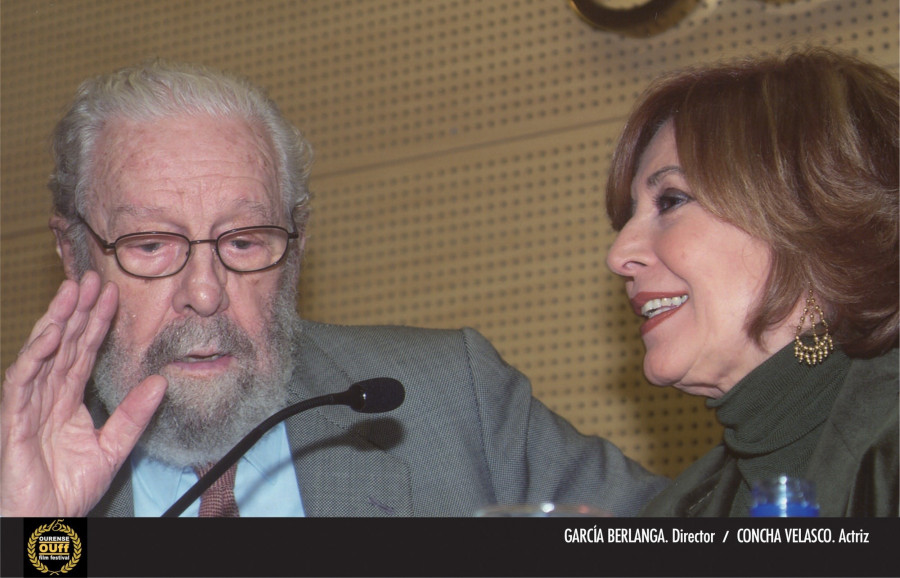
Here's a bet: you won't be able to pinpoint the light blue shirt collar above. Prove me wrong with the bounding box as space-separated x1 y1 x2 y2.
131 421 305 517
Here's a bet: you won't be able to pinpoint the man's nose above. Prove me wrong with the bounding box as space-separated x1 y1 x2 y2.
172 242 230 316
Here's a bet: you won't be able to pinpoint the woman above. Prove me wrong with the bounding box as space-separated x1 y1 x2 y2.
605 47 898 516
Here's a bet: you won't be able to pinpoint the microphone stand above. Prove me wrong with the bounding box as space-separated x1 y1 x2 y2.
161 378 403 518
161 393 342 518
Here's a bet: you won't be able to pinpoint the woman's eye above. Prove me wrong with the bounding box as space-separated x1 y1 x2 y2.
654 189 691 213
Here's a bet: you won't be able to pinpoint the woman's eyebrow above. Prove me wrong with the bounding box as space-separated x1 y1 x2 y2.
646 165 684 188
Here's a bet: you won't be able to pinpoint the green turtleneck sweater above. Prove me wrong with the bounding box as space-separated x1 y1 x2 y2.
640 345 898 517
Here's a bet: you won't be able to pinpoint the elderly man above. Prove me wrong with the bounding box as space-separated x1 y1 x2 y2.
0 61 667 517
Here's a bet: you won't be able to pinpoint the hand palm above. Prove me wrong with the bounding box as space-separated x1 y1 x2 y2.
0 273 166 517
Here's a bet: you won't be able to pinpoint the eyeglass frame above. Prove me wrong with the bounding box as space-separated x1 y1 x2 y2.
76 213 300 279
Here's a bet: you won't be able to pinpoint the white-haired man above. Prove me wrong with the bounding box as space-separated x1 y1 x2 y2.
1 61 667 517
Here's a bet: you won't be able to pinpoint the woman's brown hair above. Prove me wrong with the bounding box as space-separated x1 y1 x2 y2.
606 47 898 357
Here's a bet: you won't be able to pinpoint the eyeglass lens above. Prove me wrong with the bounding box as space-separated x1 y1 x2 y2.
114 228 290 277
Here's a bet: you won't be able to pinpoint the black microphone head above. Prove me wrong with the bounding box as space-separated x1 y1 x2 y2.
347 378 405 413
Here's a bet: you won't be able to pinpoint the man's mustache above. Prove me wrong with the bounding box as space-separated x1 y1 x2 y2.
141 316 257 375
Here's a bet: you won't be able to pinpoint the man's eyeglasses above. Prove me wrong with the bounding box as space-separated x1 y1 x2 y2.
77 215 299 279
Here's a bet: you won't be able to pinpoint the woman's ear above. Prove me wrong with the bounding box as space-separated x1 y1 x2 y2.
49 214 81 280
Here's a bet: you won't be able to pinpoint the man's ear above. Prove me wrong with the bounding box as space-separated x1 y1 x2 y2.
290 232 307 285
297 232 307 258
49 214 80 280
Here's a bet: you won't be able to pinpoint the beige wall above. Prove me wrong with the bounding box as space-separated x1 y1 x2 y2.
2 0 897 478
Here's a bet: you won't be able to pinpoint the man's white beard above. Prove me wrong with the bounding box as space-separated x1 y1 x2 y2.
92 295 300 469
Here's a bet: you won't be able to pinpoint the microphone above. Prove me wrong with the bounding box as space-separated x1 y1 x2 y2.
161 377 405 517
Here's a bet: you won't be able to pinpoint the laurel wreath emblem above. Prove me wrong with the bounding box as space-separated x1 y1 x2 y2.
27 519 82 575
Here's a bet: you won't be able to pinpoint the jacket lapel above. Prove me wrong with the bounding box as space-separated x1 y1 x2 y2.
284 329 413 516
284 409 412 516
89 459 134 517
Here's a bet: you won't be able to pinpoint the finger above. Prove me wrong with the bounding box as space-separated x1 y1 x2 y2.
73 272 104 317
53 271 100 354
84 282 118 347
68 282 118 382
1 324 63 415
20 280 79 349
7 279 80 405
52 273 104 374
0 278 85 426
97 375 167 470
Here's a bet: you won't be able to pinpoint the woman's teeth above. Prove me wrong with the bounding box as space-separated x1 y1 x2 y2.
641 295 689 318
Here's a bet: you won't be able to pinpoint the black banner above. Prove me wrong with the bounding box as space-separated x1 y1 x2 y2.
2 517 898 577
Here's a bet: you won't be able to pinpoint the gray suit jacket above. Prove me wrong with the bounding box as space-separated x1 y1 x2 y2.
90 321 668 517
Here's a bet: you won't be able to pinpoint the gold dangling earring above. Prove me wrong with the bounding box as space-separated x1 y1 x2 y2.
793 287 834 365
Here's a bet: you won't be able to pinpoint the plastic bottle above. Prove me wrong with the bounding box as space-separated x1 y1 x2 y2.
749 475 819 517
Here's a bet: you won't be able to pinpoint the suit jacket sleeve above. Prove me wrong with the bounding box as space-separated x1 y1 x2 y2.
292 322 668 517
458 327 669 516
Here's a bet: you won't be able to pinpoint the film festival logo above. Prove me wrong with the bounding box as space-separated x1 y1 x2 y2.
25 518 86 577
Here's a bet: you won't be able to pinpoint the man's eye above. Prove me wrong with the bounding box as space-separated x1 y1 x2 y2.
226 237 261 251
118 235 180 257
135 242 164 254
